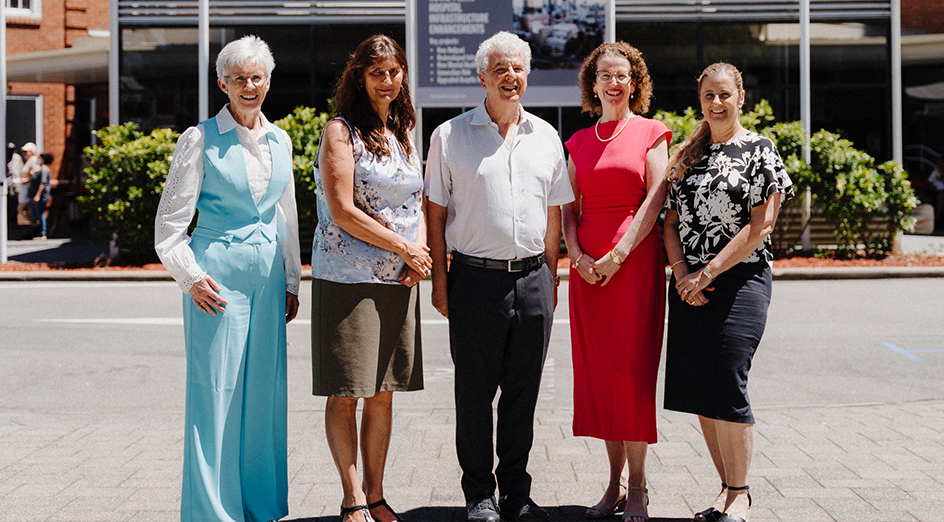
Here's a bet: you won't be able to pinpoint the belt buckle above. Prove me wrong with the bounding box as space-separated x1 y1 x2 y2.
507 259 522 273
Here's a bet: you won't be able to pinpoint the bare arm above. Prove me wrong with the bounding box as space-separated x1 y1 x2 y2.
320 120 431 275
593 134 669 286
427 199 449 317
399 197 429 287
561 156 602 285
545 204 562 308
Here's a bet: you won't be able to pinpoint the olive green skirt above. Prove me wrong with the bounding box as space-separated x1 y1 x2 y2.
311 279 423 397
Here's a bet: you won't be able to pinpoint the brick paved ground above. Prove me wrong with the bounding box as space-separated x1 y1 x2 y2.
2 260 944 521
3 357 944 521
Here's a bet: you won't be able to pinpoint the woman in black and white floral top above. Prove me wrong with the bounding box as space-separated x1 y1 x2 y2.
662 62 794 522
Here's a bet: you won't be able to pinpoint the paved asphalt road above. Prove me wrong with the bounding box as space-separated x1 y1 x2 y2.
1 278 943 521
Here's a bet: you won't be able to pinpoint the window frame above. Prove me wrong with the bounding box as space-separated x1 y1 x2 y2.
6 0 42 19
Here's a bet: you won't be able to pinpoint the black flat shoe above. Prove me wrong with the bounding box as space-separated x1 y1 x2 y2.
499 494 549 521
467 495 501 522
368 498 406 521
341 503 374 522
694 483 727 521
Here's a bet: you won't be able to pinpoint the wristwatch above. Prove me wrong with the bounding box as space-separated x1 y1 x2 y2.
703 267 715 282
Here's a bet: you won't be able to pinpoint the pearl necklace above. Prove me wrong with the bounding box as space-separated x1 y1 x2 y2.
594 117 631 142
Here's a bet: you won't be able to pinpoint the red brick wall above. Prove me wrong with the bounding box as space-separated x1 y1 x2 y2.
5 0 110 183
902 0 944 34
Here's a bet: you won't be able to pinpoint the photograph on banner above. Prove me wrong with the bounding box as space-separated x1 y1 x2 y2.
416 0 609 107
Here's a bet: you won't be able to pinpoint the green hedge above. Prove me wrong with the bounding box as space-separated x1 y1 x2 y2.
81 107 331 260
654 101 917 257
79 123 179 259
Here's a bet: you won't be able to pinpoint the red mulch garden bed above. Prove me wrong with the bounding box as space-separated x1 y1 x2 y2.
2 253 943 272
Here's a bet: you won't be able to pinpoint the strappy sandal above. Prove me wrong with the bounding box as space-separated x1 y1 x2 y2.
340 503 374 522
693 483 727 521
620 486 648 522
585 480 627 518
717 485 751 522
368 498 406 521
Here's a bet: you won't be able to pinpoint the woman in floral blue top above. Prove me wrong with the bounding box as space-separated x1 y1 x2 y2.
663 62 794 522
311 35 431 522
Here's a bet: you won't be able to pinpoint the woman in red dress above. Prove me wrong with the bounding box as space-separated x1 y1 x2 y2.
563 42 671 522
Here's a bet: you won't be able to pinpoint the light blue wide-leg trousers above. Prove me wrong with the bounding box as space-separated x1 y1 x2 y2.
181 234 288 522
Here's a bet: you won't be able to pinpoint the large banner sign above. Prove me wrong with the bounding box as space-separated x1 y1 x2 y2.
415 0 609 107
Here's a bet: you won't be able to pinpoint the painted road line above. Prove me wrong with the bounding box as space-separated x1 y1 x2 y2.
38 318 570 326
882 342 944 362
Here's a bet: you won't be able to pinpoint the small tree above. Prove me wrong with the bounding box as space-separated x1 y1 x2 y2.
79 123 179 260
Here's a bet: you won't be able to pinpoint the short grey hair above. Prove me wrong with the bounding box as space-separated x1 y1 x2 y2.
215 35 275 80
475 31 531 75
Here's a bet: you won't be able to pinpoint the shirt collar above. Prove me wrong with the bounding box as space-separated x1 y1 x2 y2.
216 104 277 139
470 101 534 131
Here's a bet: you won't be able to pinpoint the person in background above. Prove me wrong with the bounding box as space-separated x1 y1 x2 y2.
154 35 300 522
310 34 428 522
425 31 574 522
7 142 23 190
16 142 39 226
662 62 794 522
562 41 670 522
28 153 53 239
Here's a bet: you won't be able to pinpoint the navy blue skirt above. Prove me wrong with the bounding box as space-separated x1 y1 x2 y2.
663 262 771 424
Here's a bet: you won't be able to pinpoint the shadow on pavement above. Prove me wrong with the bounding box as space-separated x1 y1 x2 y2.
285 505 693 521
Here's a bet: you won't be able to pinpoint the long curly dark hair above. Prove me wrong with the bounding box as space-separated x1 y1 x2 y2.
577 41 653 117
333 35 415 160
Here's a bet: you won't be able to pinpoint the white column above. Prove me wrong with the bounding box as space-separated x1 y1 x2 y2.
800 0 812 251
406 0 421 154
198 0 209 121
606 0 615 43
890 0 902 163
109 0 118 126
1 0 7 262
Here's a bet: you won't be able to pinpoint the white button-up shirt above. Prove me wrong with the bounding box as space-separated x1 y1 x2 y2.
154 105 301 294
425 103 573 260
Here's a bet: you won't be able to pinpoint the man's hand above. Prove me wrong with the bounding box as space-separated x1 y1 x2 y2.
286 292 299 323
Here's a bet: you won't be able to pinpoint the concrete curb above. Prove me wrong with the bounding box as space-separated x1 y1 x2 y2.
4 266 944 282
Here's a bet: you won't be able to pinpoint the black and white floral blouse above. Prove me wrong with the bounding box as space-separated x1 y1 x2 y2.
666 132 795 266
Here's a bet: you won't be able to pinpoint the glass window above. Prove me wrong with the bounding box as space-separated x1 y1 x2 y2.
7 0 40 17
901 6 944 181
119 24 406 131
619 21 892 160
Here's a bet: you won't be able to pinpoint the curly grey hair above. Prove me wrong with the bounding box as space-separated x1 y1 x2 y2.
475 31 531 75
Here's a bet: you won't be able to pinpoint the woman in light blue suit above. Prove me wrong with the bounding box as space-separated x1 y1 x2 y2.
155 35 301 522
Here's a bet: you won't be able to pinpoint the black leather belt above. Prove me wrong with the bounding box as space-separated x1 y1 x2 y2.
451 251 546 273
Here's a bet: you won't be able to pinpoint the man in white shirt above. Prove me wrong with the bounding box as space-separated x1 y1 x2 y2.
425 31 575 522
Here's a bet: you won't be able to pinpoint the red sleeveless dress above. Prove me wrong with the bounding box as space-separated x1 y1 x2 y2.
565 117 670 442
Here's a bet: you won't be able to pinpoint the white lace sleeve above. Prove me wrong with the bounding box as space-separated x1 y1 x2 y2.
154 125 207 293
276 128 301 295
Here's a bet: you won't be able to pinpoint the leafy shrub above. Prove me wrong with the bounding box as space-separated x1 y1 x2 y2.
653 101 917 257
79 123 179 260
274 106 330 229
79 107 330 261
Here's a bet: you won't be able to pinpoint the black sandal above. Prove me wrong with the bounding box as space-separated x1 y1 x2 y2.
340 503 374 522
693 483 726 521
717 485 751 522
368 498 406 521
